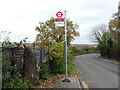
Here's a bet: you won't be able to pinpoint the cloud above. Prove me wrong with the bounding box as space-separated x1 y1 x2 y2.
0 0 119 44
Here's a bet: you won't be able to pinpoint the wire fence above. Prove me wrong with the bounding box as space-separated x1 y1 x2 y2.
2 44 49 85
2 45 24 77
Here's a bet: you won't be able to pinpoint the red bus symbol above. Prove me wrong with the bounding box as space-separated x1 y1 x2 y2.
56 12 63 18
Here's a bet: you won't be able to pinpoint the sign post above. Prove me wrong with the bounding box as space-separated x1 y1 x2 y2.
55 11 70 82
118 2 120 90
118 1 120 32
62 11 70 82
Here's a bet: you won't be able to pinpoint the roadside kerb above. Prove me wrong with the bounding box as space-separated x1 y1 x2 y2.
94 55 118 65
75 76 81 88
80 81 89 90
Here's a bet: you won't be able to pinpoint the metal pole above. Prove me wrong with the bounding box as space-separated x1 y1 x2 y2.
118 1 120 32
65 11 68 79
0 44 2 90
62 11 70 82
118 2 120 90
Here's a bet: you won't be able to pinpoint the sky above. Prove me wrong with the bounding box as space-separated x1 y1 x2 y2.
0 0 119 44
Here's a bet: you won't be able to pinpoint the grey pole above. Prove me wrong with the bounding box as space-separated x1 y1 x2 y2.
118 2 120 90
0 44 2 90
118 1 120 44
118 1 120 32
62 11 70 82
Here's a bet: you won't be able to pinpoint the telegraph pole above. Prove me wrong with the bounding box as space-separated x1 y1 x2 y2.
62 11 70 82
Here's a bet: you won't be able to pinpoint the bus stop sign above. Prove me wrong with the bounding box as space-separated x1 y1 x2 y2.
56 12 63 18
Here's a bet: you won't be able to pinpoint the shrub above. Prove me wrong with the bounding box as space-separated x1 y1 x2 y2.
41 64 50 80
49 42 65 74
3 73 33 89
67 53 76 75
35 64 50 84
48 42 77 75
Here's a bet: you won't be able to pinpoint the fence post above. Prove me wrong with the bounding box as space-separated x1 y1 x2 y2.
40 47 42 65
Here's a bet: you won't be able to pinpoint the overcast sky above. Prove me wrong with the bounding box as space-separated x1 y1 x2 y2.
0 0 119 44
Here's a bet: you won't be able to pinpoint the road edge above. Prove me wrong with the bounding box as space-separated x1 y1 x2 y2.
73 56 89 89
95 54 119 65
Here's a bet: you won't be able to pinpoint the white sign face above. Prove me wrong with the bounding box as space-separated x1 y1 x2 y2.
55 22 64 27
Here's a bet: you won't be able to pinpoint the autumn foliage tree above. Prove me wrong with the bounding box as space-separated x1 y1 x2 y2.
108 12 120 60
34 17 80 74
35 17 80 48
108 12 120 44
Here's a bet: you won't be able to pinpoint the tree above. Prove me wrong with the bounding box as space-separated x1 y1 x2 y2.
0 31 11 45
35 17 80 48
107 38 113 47
0 31 6 40
108 12 120 60
108 13 118 31
92 24 111 57
108 12 120 44
92 24 108 44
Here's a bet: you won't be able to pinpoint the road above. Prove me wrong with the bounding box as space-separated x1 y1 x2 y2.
73 54 118 88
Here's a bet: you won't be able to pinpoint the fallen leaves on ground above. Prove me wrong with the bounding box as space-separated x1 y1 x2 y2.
35 67 78 88
35 74 65 88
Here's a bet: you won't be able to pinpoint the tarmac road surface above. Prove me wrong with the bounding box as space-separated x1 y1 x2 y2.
73 54 119 88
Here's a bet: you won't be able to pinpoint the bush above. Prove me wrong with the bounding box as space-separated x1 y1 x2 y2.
49 42 77 75
41 64 50 80
3 73 33 89
98 43 109 57
49 42 65 74
35 64 50 85
67 53 76 75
